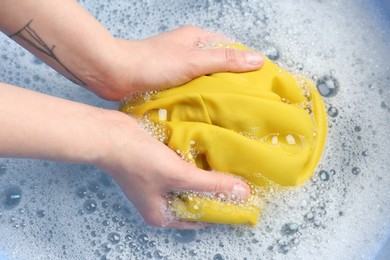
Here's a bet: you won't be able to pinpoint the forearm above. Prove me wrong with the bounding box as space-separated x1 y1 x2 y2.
0 0 117 97
0 82 118 164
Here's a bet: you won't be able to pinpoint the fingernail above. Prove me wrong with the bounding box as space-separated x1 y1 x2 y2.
245 52 264 65
231 183 249 200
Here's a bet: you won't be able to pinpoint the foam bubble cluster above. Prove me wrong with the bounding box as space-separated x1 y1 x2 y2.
0 0 389 259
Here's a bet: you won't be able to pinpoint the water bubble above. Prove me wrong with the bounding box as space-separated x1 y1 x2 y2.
327 106 339 117
265 46 279 60
316 75 340 97
281 223 299 236
352 167 361 175
112 203 122 212
97 191 106 200
292 238 300 245
32 74 41 82
310 191 318 200
189 249 197 256
36 209 45 218
213 253 225 260
2 186 22 210
278 244 289 254
125 234 133 241
0 164 7 176
88 182 100 193
100 242 112 253
286 59 294 67
148 240 156 247
83 199 97 214
319 170 330 181
146 251 153 258
128 241 137 248
1 54 8 61
153 250 164 259
115 244 124 253
107 232 121 245
304 212 315 222
354 126 362 132
362 150 368 157
77 187 87 198
296 63 304 70
172 229 197 243
137 234 149 245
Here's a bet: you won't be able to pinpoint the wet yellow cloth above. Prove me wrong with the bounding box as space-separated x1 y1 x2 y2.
120 46 327 225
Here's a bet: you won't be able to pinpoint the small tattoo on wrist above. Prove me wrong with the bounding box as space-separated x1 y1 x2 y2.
9 19 86 86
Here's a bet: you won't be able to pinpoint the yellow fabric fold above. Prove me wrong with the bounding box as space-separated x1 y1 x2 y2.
120 45 327 226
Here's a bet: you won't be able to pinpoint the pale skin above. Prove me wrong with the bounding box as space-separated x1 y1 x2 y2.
0 0 264 228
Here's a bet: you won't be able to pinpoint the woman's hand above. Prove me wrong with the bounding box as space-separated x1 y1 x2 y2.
96 26 264 100
1 1 263 101
97 110 250 229
0 83 250 229
0 0 258 228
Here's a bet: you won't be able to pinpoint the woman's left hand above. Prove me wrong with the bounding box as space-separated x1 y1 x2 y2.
93 26 264 100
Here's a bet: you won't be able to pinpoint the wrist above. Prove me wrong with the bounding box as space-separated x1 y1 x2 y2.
90 109 139 177
81 37 140 101
76 36 122 99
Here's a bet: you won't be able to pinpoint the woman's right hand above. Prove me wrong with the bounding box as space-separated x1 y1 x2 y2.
97 110 250 229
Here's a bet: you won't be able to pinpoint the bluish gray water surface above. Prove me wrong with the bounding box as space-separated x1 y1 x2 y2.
0 0 389 259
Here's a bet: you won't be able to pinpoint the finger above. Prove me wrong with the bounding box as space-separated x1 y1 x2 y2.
188 47 264 77
174 164 251 200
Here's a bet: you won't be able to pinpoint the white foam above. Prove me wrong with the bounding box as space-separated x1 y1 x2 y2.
158 108 167 121
0 0 389 259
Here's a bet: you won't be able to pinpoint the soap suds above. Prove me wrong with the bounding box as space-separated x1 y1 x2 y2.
0 0 389 259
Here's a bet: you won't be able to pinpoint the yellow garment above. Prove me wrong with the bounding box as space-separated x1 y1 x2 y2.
170 193 261 225
120 46 327 225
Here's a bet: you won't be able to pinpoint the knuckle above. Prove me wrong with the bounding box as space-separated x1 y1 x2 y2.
209 181 224 193
223 48 241 68
224 48 236 61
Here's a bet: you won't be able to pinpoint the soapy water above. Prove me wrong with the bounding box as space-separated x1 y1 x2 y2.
0 0 389 259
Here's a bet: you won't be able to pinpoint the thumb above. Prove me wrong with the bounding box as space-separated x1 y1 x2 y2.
177 165 251 200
